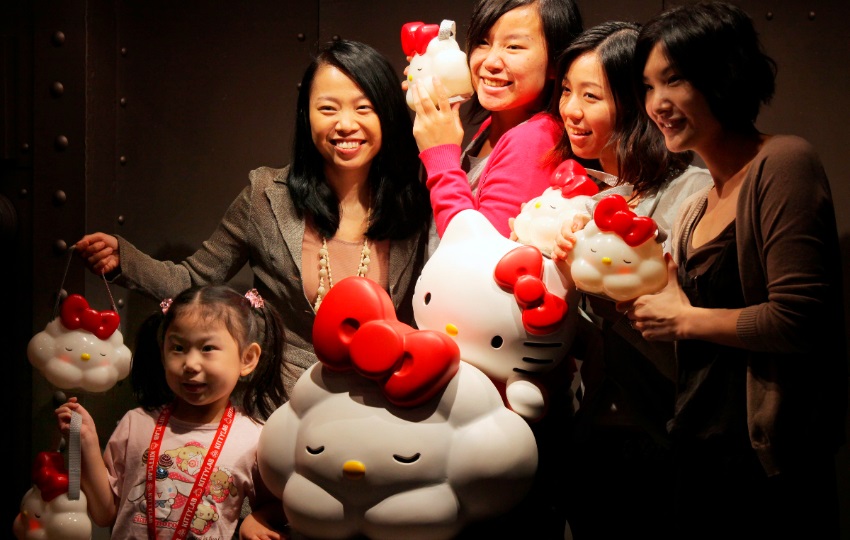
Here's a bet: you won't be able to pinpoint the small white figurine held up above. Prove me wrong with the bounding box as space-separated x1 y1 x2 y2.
401 19 474 110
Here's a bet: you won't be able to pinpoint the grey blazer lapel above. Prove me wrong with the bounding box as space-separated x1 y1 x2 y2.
265 173 305 276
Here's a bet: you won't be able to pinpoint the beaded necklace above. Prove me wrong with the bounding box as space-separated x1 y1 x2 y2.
314 236 371 311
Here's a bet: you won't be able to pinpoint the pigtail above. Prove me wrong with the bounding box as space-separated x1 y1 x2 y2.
240 300 287 421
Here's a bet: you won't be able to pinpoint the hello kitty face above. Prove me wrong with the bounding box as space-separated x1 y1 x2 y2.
513 159 599 258
258 277 538 540
401 20 473 110
413 209 580 421
567 194 668 301
27 295 131 393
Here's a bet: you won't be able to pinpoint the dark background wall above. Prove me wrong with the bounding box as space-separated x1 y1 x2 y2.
4 1 849 538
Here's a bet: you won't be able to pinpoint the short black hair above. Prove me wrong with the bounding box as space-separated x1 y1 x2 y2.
635 1 776 134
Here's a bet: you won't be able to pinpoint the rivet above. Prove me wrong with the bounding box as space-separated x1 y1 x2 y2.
808 11 816 20
297 33 305 42
119 97 127 107
332 35 340 41
117 215 125 224
55 135 69 150
21 142 29 153
117 298 125 308
54 239 68 254
19 188 28 197
52 31 65 46
50 81 64 97
53 190 67 205
119 155 127 165
297 82 302 91
765 11 773 20
120 47 127 56
609 402 618 413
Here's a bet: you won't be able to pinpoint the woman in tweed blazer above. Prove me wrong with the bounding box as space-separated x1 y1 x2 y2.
75 40 432 397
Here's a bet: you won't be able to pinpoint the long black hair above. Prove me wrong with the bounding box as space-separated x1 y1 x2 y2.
286 39 430 240
634 1 776 135
465 0 584 124
551 21 693 195
132 284 287 422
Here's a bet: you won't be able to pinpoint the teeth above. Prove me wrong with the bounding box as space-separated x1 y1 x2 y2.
482 78 509 87
567 127 590 136
335 141 361 149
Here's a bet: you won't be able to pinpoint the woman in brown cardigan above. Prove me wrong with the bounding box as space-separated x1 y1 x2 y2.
624 2 847 538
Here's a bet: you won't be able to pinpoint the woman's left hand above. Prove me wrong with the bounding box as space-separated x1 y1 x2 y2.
411 76 464 152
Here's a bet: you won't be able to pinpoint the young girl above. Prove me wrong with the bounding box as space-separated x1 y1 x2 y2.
547 22 711 539
626 2 846 537
410 0 583 239
73 39 432 397
55 284 288 539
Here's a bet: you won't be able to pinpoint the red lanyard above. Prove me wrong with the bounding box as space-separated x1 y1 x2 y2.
145 402 235 539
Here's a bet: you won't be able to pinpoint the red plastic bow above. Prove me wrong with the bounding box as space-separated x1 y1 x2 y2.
60 294 120 340
401 21 440 57
32 451 69 502
549 159 599 198
593 194 657 247
313 276 460 407
494 246 568 335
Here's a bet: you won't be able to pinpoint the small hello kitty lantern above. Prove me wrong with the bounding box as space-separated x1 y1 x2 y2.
413 209 580 422
401 19 474 110
13 452 92 540
513 159 599 257
27 294 131 393
567 194 668 302
258 277 538 540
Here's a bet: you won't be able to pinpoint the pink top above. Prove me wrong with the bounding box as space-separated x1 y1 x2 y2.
104 407 272 539
420 112 563 237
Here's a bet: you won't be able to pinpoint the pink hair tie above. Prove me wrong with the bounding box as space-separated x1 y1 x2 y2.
245 289 264 309
160 298 173 314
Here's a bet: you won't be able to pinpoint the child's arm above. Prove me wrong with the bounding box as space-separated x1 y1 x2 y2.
55 397 119 527
239 470 288 540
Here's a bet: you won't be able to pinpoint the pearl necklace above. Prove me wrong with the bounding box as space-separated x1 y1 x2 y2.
314 236 371 311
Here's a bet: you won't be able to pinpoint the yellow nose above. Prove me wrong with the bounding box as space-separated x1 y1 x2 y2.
445 323 458 336
80 353 91 361
602 257 612 265
343 460 365 480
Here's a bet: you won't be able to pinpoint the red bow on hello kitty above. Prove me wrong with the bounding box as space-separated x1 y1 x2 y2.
32 452 69 502
60 294 120 340
401 21 440 56
593 194 658 247
494 246 568 335
550 159 599 198
313 276 460 407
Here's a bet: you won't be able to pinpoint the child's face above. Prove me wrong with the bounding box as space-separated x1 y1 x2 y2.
468 4 550 115
642 43 719 157
309 64 382 180
560 51 617 173
162 312 255 421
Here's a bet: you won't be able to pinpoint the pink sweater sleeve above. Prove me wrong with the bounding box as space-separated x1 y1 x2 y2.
420 112 562 237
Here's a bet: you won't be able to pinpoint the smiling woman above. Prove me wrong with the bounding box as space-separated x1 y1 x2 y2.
73 39 433 398
411 0 584 240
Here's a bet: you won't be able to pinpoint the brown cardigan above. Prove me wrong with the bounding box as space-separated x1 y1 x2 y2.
671 135 848 475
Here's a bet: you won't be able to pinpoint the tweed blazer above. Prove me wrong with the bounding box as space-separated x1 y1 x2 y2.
113 166 430 396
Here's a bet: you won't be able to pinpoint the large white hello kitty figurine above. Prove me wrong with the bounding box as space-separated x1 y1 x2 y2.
413 209 580 422
513 159 599 258
258 277 538 540
27 294 131 392
401 19 473 110
13 452 92 540
567 193 668 302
